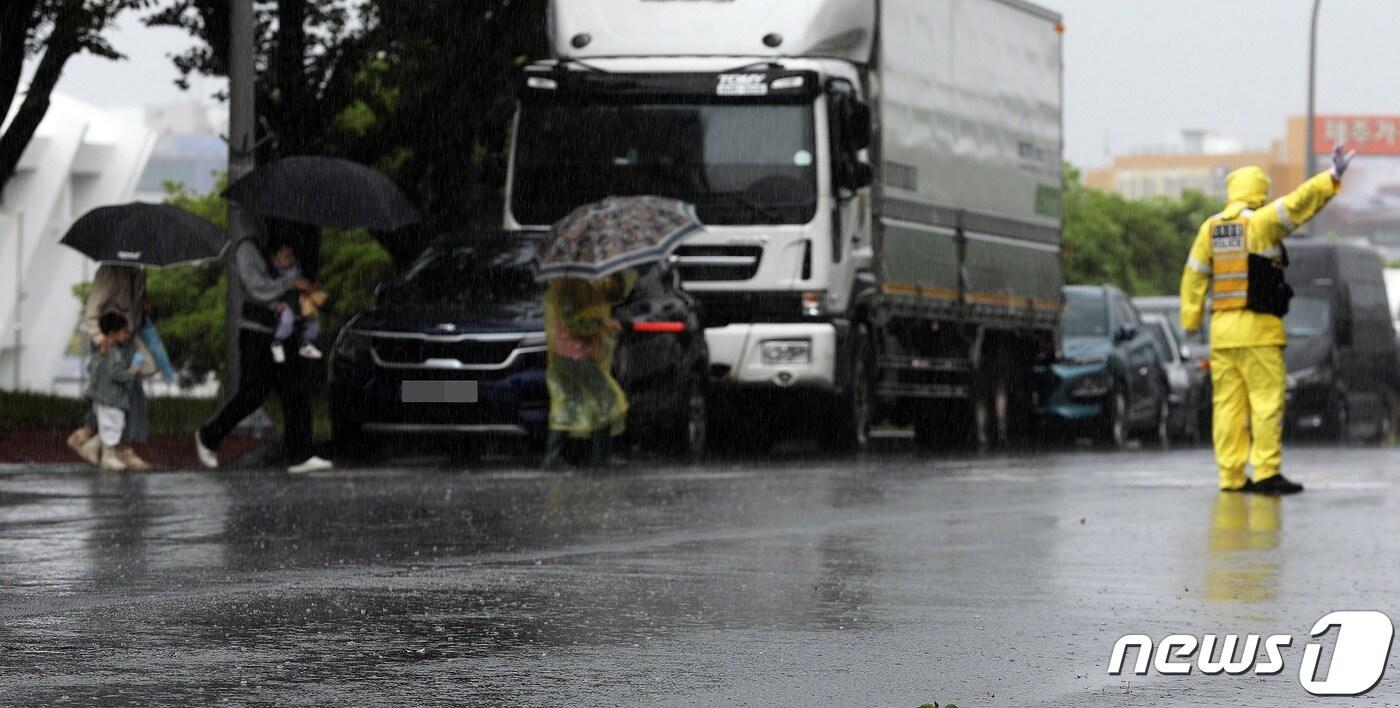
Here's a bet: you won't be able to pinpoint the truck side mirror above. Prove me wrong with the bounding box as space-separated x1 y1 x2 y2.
838 160 874 193
841 99 872 152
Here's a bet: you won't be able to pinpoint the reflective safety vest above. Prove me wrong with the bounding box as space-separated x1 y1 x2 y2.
1209 212 1250 311
1208 208 1290 316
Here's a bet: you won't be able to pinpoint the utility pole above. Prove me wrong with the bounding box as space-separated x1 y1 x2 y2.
1305 0 1321 181
225 0 255 400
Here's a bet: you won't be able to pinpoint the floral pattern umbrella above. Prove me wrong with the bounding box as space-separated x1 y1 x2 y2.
537 196 703 281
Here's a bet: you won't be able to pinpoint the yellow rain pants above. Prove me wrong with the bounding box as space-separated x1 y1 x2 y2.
1210 346 1285 489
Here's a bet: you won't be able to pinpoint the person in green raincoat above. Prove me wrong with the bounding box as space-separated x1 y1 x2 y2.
542 270 638 468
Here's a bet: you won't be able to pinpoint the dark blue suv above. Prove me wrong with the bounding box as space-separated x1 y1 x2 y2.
1036 285 1171 448
329 232 709 459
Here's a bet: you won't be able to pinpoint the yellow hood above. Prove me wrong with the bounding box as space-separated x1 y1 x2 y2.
1225 166 1271 213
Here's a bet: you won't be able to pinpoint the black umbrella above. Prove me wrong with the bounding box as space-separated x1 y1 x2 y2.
60 203 227 268
223 156 421 231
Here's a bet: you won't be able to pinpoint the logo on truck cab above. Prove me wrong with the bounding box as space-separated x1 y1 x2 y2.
716 74 768 97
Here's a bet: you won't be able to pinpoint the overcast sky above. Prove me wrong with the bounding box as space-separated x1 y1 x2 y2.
42 0 1400 167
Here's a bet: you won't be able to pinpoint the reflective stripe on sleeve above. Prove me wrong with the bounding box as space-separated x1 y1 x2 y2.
1274 200 1295 231
1187 257 1212 275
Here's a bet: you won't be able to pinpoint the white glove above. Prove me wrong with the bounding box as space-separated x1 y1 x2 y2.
1331 144 1356 179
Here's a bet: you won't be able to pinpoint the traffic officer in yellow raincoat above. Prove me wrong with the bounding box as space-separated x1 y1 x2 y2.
1180 145 1354 495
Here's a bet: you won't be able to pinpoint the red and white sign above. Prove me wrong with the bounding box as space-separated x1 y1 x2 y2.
1314 116 1400 155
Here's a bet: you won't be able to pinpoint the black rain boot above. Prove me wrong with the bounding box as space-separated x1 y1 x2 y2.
589 430 611 469
542 430 568 470
1250 473 1304 496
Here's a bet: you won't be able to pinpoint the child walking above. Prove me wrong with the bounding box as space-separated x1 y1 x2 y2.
85 313 142 471
268 243 327 363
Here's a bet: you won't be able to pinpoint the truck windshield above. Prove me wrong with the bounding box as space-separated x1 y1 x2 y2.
513 102 817 226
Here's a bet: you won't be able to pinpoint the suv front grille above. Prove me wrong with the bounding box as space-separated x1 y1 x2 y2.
372 336 524 366
675 245 762 282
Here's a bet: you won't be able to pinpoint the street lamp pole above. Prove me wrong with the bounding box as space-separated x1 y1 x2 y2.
1305 0 1321 180
224 0 255 401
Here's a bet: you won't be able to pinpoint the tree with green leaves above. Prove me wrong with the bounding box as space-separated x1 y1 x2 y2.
0 0 154 197
144 0 548 263
1063 164 1223 296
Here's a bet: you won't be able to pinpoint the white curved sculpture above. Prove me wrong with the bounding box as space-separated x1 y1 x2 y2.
0 94 156 392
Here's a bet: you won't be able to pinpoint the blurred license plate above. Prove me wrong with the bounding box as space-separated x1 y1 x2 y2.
401 380 478 404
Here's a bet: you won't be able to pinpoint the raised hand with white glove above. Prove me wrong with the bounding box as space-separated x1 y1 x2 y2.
1331 144 1356 180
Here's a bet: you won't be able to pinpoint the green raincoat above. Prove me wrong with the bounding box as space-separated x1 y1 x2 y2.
544 271 637 437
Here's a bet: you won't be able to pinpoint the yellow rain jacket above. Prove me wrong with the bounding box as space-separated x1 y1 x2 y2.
543 271 637 437
1180 167 1339 349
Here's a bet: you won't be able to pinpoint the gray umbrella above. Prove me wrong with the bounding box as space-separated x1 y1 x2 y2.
223 156 421 231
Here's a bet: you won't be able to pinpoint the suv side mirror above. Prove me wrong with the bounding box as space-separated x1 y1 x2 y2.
1115 324 1137 343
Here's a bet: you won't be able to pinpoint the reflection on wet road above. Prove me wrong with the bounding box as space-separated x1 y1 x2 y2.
3 446 1399 705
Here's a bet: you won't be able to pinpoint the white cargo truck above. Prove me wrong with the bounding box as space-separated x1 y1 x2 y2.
506 0 1064 450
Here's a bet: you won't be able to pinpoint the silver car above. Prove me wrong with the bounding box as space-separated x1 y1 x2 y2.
1140 312 1211 443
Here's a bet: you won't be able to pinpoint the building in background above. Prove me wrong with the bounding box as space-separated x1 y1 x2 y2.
0 94 156 393
1083 127 1300 202
135 100 225 201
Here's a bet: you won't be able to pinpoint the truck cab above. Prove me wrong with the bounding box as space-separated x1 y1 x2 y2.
504 10 879 410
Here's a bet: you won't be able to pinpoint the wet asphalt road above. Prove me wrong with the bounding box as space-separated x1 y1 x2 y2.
3 442 1400 706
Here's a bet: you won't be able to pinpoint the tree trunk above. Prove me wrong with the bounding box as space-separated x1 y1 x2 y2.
0 3 80 200
0 0 41 129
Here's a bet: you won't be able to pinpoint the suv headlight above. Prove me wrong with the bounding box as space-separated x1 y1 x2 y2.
1286 366 1330 391
333 329 372 363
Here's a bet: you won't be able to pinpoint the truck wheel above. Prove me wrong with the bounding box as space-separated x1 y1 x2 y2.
824 326 872 453
983 370 1012 451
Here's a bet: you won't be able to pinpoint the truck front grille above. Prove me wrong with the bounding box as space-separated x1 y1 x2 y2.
690 291 805 329
675 246 762 282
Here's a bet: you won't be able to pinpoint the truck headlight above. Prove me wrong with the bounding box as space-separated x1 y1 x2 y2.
762 339 812 365
801 291 826 318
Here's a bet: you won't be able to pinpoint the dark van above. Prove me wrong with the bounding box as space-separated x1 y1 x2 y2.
1283 241 1399 441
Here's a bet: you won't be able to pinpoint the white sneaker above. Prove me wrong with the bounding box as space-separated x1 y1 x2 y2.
195 431 219 469
287 455 334 474
271 343 286 363
298 344 323 360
